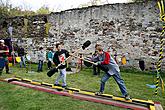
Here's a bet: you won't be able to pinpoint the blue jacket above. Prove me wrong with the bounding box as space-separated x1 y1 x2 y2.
47 51 53 60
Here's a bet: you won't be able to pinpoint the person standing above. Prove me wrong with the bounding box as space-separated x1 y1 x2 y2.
125 52 130 65
121 53 126 65
0 40 11 74
53 43 70 88
17 46 26 68
47 47 54 69
94 44 130 100
92 50 100 75
37 47 45 72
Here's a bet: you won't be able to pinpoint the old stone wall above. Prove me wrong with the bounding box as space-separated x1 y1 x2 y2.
47 1 164 70
1 1 164 70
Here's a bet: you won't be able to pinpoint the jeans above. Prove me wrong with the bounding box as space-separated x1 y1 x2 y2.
55 68 67 86
37 60 43 72
20 56 26 68
0 58 9 73
5 60 9 73
100 72 128 96
0 58 5 74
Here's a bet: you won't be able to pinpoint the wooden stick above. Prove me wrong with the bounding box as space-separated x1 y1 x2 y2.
70 54 97 65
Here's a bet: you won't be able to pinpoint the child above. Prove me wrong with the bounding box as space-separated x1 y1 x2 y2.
94 44 130 100
37 47 45 72
53 43 69 88
46 47 53 69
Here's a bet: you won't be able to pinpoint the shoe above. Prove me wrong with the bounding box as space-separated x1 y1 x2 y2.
95 91 103 95
54 84 61 86
124 94 131 100
62 85 67 88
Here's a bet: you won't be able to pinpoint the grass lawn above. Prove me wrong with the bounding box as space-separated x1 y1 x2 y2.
0 64 165 110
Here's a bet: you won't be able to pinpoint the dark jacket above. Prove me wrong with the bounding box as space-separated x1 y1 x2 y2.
53 49 69 69
18 48 25 56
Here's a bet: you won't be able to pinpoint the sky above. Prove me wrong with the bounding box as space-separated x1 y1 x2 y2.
8 0 131 12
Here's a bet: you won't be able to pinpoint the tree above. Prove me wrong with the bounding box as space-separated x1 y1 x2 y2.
0 0 10 24
0 0 35 18
36 5 50 15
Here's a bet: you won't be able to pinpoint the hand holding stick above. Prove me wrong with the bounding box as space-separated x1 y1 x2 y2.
47 40 91 77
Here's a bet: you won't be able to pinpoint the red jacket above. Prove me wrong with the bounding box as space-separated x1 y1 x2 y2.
101 52 110 65
0 45 9 57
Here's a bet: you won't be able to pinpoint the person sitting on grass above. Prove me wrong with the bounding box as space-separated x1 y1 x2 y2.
94 44 131 100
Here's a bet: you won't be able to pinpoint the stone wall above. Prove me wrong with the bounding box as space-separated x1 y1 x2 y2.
0 14 48 38
1 1 165 70
47 1 164 69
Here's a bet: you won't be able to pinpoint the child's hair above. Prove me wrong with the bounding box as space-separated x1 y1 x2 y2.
95 43 101 48
56 43 61 48
47 47 53 51
97 46 103 52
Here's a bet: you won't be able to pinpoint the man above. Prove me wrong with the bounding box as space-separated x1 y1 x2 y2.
94 44 130 100
53 43 69 88
17 46 26 68
0 40 11 74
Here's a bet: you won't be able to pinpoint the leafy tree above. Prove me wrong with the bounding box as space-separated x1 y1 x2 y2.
0 0 10 25
36 5 50 14
0 0 35 18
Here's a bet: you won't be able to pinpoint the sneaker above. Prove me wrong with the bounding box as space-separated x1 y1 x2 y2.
95 91 103 95
54 84 61 86
62 85 67 88
125 94 131 100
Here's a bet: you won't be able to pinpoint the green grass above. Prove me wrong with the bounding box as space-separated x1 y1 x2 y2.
0 64 165 110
